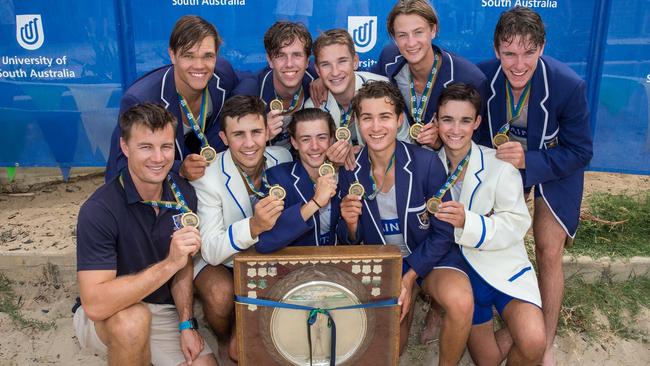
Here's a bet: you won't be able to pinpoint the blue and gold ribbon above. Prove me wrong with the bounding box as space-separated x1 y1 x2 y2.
235 295 398 366
408 53 440 124
275 86 304 113
235 158 271 198
120 174 191 213
367 154 395 201
433 150 471 201
497 80 531 135
337 102 353 128
178 88 210 149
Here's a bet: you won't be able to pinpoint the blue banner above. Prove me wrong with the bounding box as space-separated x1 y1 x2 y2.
1 0 649 175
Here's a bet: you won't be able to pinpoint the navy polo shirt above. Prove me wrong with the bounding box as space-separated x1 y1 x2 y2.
76 170 198 305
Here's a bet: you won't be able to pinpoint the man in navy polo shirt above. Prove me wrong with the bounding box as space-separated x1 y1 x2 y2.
74 104 217 365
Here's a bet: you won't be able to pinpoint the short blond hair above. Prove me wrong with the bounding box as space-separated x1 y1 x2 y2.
313 29 356 64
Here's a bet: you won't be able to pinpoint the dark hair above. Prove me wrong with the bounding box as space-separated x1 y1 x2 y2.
264 21 312 59
220 95 267 132
387 0 439 37
288 108 336 138
436 83 482 117
313 29 356 64
494 6 545 49
352 80 405 117
169 15 221 55
120 103 177 142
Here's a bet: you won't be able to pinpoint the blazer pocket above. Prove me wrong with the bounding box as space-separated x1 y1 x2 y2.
543 127 559 149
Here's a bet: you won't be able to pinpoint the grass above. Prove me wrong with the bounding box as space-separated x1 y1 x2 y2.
0 273 55 331
570 191 650 258
560 275 650 341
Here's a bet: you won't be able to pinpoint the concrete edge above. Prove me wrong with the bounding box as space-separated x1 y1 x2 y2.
1 252 649 285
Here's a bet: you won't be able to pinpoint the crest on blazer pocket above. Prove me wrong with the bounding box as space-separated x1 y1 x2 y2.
417 210 430 229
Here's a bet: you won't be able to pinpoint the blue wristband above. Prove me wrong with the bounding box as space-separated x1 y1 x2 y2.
178 318 198 332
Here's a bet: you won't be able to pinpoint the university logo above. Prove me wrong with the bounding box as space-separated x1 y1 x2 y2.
348 16 377 53
16 14 45 51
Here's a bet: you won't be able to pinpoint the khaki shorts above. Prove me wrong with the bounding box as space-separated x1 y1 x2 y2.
73 303 212 366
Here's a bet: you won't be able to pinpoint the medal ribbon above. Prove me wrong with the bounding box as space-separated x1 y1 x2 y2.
432 150 471 201
498 80 531 135
367 154 396 201
275 86 304 113
178 88 210 148
408 53 440 124
337 103 353 128
120 174 191 213
235 158 271 198
234 295 398 366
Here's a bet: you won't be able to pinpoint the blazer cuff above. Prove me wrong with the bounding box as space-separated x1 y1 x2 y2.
457 210 486 249
230 218 258 251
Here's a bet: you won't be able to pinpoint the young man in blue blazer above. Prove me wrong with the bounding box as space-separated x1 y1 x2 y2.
477 7 593 365
256 108 340 253
338 81 473 364
106 15 239 182
233 21 317 149
371 0 487 149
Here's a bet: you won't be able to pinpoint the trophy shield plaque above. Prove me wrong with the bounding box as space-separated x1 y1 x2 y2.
234 245 401 366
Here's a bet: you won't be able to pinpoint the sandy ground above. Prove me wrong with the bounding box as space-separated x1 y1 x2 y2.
0 171 649 365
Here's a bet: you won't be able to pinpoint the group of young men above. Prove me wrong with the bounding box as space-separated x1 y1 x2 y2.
74 1 593 365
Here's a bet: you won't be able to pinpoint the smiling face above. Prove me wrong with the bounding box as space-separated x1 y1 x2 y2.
120 123 176 188
392 13 436 67
291 118 333 172
495 35 544 93
267 38 309 93
169 36 217 96
315 43 359 100
435 100 481 154
357 97 404 154
219 113 268 174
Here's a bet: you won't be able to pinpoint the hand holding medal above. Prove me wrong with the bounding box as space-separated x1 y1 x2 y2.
427 150 471 214
178 89 216 164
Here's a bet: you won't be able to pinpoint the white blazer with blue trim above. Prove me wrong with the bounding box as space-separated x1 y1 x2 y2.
438 142 541 307
190 146 292 272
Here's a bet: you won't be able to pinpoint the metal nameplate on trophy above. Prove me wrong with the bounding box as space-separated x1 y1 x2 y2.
234 245 402 366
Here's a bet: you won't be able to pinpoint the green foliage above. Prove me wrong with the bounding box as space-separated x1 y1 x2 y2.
560 276 650 341
571 192 650 258
0 273 55 331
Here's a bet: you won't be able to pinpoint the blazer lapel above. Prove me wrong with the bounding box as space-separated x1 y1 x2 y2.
459 143 485 211
291 162 319 244
394 142 413 245
160 66 188 157
486 66 508 145
222 150 252 218
525 58 550 151
260 69 275 107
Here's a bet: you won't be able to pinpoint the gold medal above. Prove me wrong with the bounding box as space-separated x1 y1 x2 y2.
269 184 286 200
335 126 351 141
200 146 217 163
409 123 423 140
348 182 365 197
492 133 509 147
180 212 200 228
426 197 442 214
318 162 335 177
269 99 284 112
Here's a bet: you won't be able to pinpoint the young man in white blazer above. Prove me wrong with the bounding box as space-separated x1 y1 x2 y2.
190 95 292 361
435 83 545 365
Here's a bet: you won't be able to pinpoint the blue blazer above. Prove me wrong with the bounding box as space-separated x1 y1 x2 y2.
372 43 488 127
477 56 593 237
337 141 457 278
105 58 238 181
256 161 340 253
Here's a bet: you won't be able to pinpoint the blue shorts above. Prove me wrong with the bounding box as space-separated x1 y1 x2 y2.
466 264 515 325
402 245 468 286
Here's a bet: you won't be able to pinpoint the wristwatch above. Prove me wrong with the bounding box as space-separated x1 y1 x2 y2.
178 317 199 332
